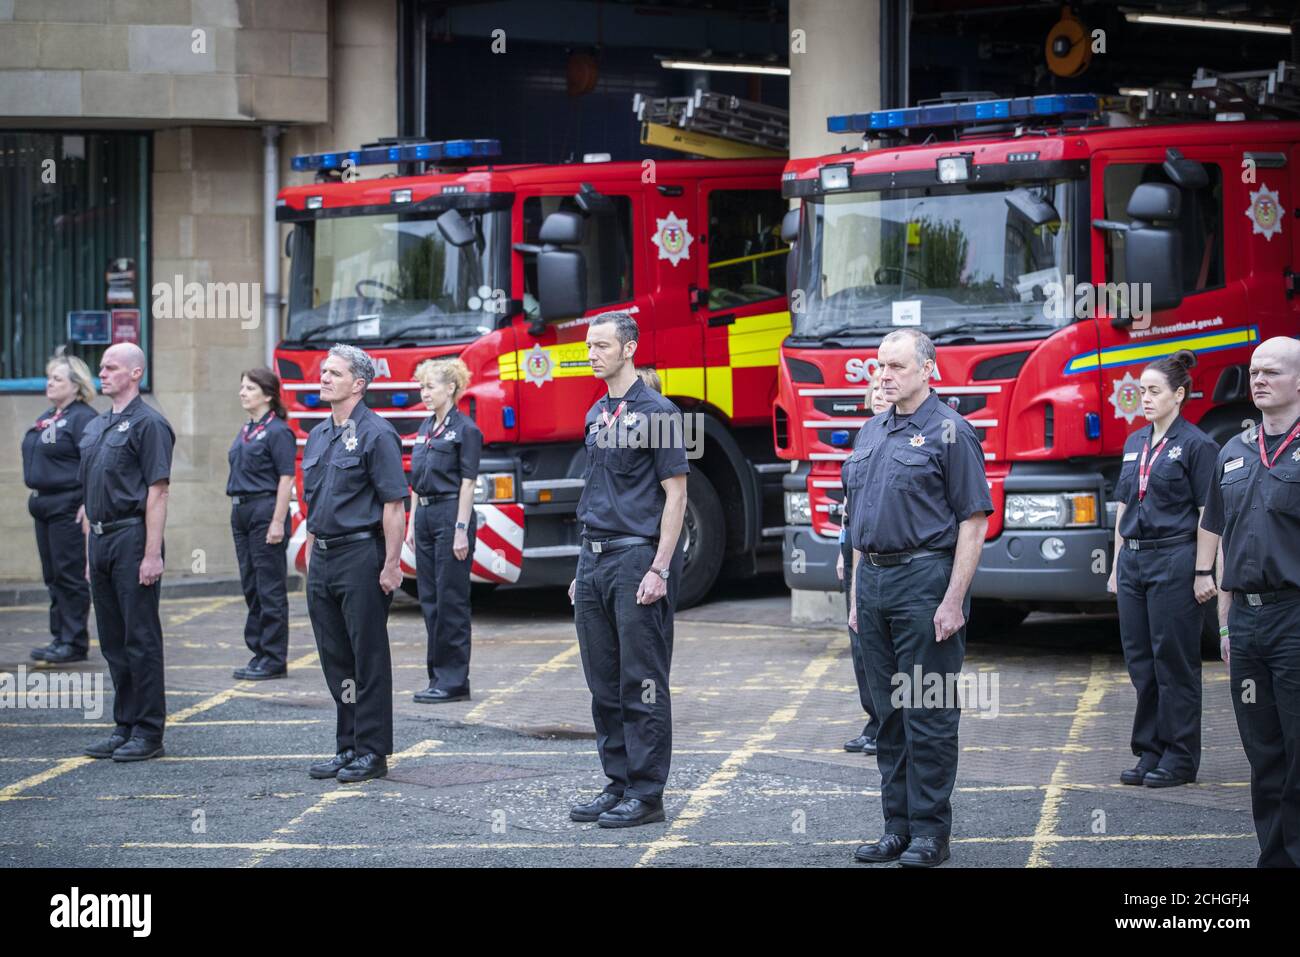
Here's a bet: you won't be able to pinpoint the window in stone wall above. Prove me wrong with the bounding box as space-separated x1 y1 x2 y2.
0 132 150 391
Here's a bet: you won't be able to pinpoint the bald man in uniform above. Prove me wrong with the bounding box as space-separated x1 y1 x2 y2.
1198 336 1300 867
79 343 175 763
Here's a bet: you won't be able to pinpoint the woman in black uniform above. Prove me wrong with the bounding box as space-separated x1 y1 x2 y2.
1107 350 1217 788
408 357 482 704
227 368 296 681
24 355 98 664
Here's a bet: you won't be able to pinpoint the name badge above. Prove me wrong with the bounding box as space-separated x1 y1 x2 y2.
1122 452 1138 463
415 435 427 444
1224 457 1245 474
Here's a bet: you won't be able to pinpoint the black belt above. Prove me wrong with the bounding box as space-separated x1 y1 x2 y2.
1124 532 1195 551
89 515 144 536
30 488 79 497
1233 587 1300 607
418 493 458 506
314 529 379 550
230 492 276 505
867 547 952 567
583 535 656 554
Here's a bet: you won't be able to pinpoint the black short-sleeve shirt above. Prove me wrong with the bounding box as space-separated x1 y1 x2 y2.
411 406 483 497
226 411 297 496
1201 421 1300 592
78 395 175 524
576 377 691 539
1113 415 1217 541
301 403 408 537
843 389 992 554
21 399 97 493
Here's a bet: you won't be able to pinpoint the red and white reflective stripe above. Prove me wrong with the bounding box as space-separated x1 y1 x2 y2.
288 499 310 574
470 504 524 584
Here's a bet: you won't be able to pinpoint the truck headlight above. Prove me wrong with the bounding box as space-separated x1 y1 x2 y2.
1004 492 1098 529
784 491 811 525
475 473 515 503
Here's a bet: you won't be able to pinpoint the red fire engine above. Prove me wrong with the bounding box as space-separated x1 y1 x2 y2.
775 76 1300 643
275 138 791 606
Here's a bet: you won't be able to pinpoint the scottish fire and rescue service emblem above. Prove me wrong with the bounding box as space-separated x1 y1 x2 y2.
1293 447 1300 463
1247 185 1282 241
524 344 554 388
1110 372 1142 423
652 212 693 267
909 433 926 448
1167 446 1182 461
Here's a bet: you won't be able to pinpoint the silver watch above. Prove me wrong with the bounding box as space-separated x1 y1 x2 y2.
651 566 670 581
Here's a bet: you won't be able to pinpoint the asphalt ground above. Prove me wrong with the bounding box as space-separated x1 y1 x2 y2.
0 576 1259 869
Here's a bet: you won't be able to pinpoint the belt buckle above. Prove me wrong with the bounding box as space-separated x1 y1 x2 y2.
1126 539 1139 550
590 540 604 553
1247 593 1263 607
317 537 328 551
91 521 103 535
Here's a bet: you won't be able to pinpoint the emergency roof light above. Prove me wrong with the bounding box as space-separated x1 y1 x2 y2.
290 138 502 172
827 93 1103 134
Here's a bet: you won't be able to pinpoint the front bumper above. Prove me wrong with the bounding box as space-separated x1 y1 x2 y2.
783 525 843 592
971 527 1113 603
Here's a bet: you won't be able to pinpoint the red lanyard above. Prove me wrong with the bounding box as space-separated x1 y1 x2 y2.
599 400 627 429
431 415 449 439
1137 434 1169 501
242 413 272 443
1258 418 1300 469
36 408 64 431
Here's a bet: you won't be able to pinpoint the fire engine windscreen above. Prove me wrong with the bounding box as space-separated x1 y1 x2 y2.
791 181 1073 340
285 208 510 345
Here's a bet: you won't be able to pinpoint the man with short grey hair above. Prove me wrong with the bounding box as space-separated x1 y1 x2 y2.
301 344 408 783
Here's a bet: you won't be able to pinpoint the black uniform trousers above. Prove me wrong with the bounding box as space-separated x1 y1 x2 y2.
842 537 878 737
1116 542 1202 778
857 554 967 838
88 523 165 743
306 536 394 757
28 489 91 653
231 496 290 671
574 541 681 804
414 498 476 691
1228 594 1300 867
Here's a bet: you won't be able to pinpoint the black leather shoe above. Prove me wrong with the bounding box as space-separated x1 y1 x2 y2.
854 833 911 863
41 644 88 664
239 664 286 681
111 737 165 762
85 733 129 759
570 792 624 822
336 753 388 783
859 736 878 755
898 836 950 868
30 642 58 661
308 749 357 779
413 685 470 703
1121 761 1157 786
844 734 871 752
1143 767 1193 788
597 797 665 828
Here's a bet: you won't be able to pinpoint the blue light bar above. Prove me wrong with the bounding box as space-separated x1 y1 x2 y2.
827 94 1103 134
291 139 502 172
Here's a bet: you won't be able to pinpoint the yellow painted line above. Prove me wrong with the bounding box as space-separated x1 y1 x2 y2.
635 634 843 867
1026 655 1110 869
165 595 245 627
463 643 581 724
168 650 318 722
0 757 95 802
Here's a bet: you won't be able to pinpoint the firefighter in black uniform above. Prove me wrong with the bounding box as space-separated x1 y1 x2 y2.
1199 336 1300 867
79 343 175 763
839 375 891 755
408 357 482 704
1107 350 1217 788
568 312 689 829
302 344 408 784
25 355 98 665
846 329 991 868
227 368 296 681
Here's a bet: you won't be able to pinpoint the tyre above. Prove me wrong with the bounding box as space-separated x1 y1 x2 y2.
676 468 725 610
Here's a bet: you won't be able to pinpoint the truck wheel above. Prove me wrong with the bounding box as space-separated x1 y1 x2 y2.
676 469 725 610
966 600 1029 640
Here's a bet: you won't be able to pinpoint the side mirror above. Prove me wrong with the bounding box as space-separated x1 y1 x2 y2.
1123 183 1183 316
780 208 800 244
436 208 476 248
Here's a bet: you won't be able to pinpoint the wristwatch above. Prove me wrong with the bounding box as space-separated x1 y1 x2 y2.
455 521 468 530
651 565 670 581
1194 569 1215 577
